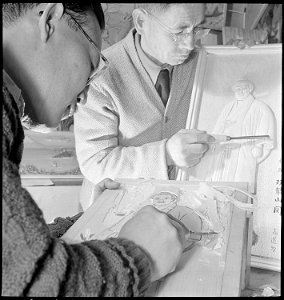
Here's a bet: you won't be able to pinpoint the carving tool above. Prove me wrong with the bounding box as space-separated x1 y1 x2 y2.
211 134 270 143
166 213 218 239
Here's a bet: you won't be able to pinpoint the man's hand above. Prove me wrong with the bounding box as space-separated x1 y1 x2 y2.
81 178 120 210
92 178 121 198
166 129 215 168
118 205 185 282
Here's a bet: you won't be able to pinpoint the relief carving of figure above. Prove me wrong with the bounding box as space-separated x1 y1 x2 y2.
192 79 276 185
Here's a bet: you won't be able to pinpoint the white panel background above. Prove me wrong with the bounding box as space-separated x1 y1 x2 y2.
189 45 281 266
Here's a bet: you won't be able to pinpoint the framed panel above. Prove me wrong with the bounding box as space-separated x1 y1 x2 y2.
20 130 83 179
62 179 252 296
177 44 281 271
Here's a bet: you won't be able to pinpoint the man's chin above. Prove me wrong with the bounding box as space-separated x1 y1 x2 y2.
25 123 57 133
170 56 189 66
21 114 58 132
37 113 62 129
30 124 57 133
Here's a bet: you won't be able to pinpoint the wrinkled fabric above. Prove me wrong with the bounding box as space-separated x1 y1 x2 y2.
2 71 151 297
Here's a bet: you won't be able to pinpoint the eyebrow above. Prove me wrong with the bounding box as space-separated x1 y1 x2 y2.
178 24 190 30
175 18 206 31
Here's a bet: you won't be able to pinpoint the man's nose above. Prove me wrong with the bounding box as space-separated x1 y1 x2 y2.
180 36 195 50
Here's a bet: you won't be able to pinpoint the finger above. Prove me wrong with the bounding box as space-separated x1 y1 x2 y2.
97 178 120 191
157 210 186 242
185 158 202 168
184 152 204 160
192 133 215 144
103 178 121 189
183 132 215 144
105 180 121 189
186 143 209 154
181 128 207 134
178 129 206 138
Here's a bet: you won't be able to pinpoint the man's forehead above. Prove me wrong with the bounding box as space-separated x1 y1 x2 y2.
163 4 205 28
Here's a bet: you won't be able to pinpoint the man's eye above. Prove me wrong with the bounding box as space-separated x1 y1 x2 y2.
176 30 184 35
176 29 190 37
177 28 196 37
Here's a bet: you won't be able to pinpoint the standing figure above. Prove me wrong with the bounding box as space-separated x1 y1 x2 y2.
193 79 276 184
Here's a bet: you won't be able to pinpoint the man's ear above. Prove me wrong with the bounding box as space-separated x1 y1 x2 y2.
132 9 147 35
38 3 64 43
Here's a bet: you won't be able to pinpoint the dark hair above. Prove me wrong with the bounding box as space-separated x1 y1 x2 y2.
2 3 105 30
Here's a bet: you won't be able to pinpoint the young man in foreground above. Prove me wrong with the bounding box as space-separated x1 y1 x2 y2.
2 3 185 296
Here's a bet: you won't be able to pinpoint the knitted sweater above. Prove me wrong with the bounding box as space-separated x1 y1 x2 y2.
2 73 151 296
74 29 199 185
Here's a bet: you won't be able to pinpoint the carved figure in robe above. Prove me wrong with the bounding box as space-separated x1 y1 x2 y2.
192 79 276 184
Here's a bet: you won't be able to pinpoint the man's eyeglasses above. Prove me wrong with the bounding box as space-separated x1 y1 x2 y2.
64 12 109 86
146 10 206 43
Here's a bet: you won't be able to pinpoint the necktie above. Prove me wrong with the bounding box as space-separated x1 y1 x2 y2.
155 69 170 107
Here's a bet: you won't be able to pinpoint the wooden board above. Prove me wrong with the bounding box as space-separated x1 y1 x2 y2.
147 182 252 297
62 180 253 296
146 206 251 296
20 130 82 176
26 185 82 223
177 44 281 271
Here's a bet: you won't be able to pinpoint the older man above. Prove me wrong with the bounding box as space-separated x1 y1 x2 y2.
74 3 215 209
2 3 185 296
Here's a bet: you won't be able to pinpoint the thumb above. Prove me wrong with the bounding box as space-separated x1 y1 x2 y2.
90 179 121 207
105 179 121 190
98 178 120 191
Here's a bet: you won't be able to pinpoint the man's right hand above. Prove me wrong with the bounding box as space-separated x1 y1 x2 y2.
118 205 185 282
166 129 215 168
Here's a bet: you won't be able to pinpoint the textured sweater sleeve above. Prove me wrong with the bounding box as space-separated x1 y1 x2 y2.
2 85 152 297
74 84 169 185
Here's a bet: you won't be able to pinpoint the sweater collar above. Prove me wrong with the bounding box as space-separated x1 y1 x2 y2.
3 69 25 117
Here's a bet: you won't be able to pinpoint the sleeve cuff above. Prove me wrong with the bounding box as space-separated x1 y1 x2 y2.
106 237 152 296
